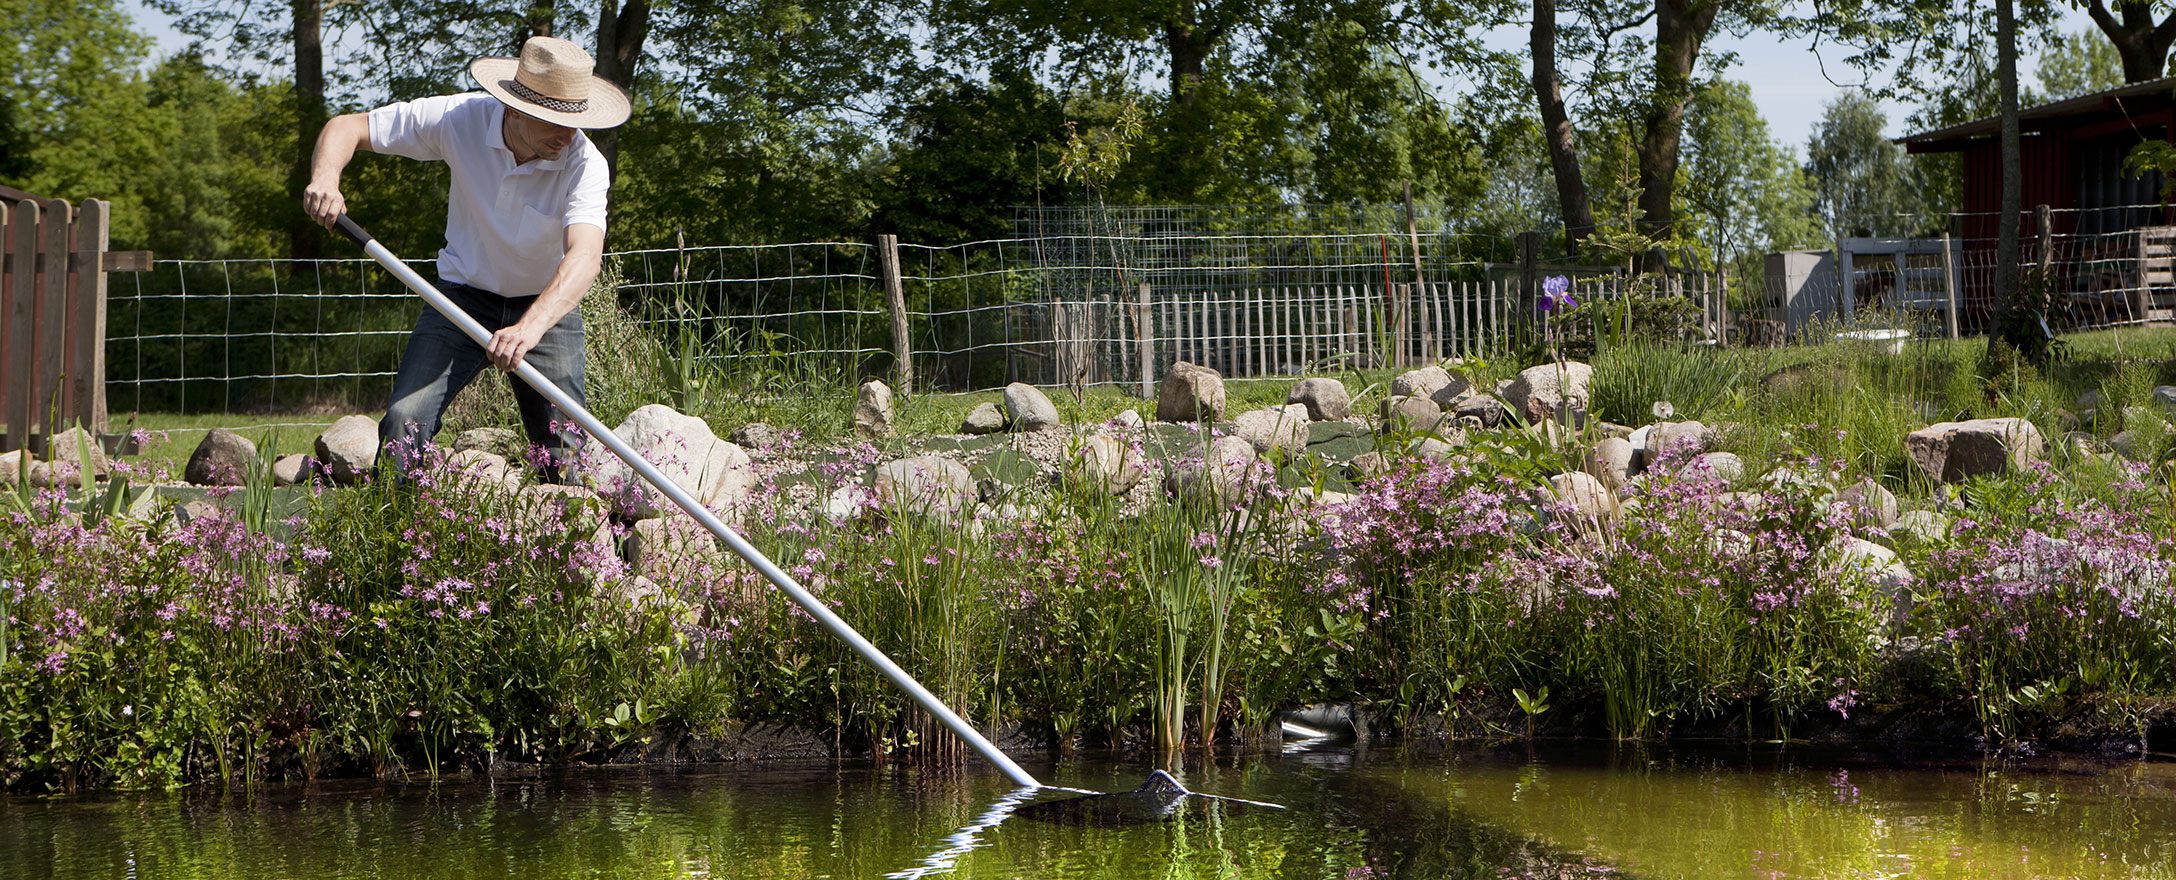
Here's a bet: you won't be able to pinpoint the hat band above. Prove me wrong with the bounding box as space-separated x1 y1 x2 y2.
504 78 589 114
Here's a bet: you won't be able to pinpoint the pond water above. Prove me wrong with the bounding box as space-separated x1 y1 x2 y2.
5 743 2175 879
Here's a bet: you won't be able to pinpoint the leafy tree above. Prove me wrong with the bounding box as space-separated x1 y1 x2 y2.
2037 27 2125 97
134 54 294 260
870 71 1072 245
0 0 164 241
1676 80 1819 264
0 94 30 181
1807 91 1920 241
2080 0 2176 83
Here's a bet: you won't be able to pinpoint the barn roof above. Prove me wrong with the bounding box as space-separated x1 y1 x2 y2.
1900 77 2176 153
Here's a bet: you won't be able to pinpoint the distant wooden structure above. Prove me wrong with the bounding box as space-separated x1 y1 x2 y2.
1902 78 2176 326
0 185 151 454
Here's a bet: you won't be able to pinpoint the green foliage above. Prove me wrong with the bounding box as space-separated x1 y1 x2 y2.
1677 80 1822 264
871 71 1073 245
1807 91 1928 241
1589 340 1750 426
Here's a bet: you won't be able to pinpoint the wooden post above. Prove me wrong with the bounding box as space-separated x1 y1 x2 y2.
1717 266 1732 345
2138 227 2152 325
2036 204 2054 282
32 200 71 453
1941 233 1960 339
1135 282 1153 398
0 201 14 453
1838 247 1855 324
877 234 912 395
68 199 109 436
6 200 46 454
1517 231 1540 347
1403 182 1429 365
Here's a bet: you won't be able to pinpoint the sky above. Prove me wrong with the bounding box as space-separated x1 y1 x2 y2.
120 1 2098 153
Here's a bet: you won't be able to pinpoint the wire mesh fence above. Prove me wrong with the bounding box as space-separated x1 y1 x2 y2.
99 202 2176 432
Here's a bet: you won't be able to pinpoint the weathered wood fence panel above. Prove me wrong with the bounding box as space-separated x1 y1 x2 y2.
0 193 147 454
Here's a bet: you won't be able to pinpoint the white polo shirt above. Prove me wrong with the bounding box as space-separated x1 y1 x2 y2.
367 92 609 298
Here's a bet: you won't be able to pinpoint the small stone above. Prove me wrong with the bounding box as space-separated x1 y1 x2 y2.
1585 437 1636 488
315 415 380 484
1286 378 1352 421
1686 452 1744 485
1378 395 1446 433
1163 435 1261 503
962 402 1008 435
0 450 22 485
1546 471 1619 521
185 429 257 486
1075 433 1144 495
172 499 223 528
1452 394 1508 428
455 426 522 457
1110 409 1145 431
1391 365 1472 405
446 449 517 489
825 485 876 526
1835 478 1899 529
731 422 782 450
27 427 111 488
1645 421 1710 460
1004 382 1062 431
1345 451 1390 480
1904 418 2045 484
585 404 753 521
873 454 975 516
1232 404 1311 454
854 380 895 436
272 453 311 486
1406 436 1461 461
1894 509 1953 543
1504 361 1594 426
1156 362 1228 422
2154 386 2176 418
844 379 887 437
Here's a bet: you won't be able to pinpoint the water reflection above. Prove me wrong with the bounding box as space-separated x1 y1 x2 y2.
2 745 2172 880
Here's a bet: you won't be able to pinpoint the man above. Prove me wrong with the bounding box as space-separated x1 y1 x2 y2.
302 36 629 481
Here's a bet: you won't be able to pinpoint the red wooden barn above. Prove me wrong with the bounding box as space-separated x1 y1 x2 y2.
1903 78 2176 323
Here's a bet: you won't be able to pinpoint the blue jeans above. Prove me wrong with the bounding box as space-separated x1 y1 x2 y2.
379 279 586 480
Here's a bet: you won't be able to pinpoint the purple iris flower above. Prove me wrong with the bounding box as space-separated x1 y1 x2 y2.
1538 275 1575 312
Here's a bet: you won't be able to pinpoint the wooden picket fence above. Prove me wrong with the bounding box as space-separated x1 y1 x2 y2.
0 188 150 454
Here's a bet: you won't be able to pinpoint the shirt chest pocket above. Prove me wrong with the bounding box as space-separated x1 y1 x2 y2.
512 205 562 258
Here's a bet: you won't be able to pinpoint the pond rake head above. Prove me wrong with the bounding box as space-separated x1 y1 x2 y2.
333 215 1278 817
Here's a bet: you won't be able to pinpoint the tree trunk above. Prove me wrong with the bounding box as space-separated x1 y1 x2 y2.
507 0 557 53
1532 0 1595 253
288 0 325 265
1993 0 2023 324
1155 0 1222 200
1165 0 1214 108
1634 0 1719 249
593 0 653 172
2086 0 2176 83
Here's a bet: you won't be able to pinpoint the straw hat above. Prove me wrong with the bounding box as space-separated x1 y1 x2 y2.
470 36 630 129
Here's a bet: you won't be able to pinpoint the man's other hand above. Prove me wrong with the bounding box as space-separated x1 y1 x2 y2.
487 323 548 372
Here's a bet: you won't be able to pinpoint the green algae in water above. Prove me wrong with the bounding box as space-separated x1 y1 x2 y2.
4 747 2175 879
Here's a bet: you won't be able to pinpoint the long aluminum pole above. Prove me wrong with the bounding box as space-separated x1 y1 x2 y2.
335 216 1039 789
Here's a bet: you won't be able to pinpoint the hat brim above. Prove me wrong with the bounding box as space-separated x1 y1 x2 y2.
469 56 631 129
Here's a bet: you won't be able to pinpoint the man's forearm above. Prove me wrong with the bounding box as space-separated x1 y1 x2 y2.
518 224 606 331
304 114 372 227
521 251 601 330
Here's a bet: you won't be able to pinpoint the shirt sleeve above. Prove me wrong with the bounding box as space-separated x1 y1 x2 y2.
563 144 610 233
367 95 461 162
